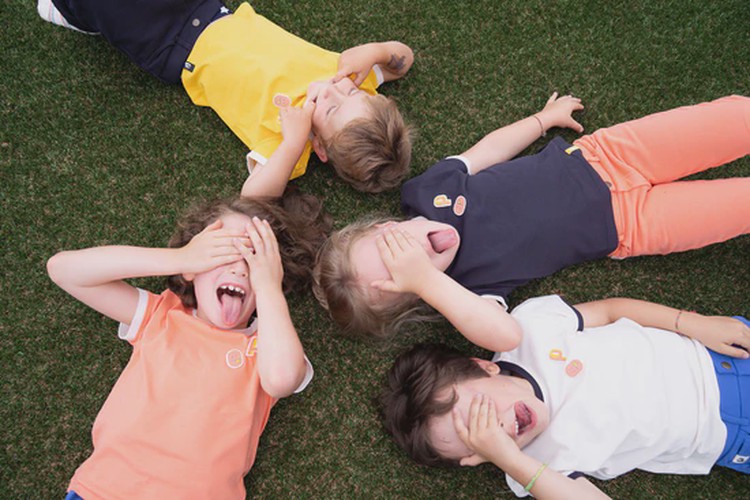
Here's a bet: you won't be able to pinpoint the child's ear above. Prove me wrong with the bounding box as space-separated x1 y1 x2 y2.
471 358 501 375
311 135 329 163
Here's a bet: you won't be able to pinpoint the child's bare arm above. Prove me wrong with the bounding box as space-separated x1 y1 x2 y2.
334 42 414 86
575 298 750 358
241 101 315 199
454 395 610 500
462 92 584 174
47 220 243 325
234 217 307 398
372 227 521 351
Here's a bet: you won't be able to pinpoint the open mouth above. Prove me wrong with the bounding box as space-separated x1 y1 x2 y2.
217 284 246 326
514 402 534 437
427 229 458 253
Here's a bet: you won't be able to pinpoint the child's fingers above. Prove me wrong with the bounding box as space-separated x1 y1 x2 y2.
382 228 404 252
459 454 486 467
570 117 584 133
485 397 498 428
232 237 254 256
452 407 470 442
370 279 398 293
254 218 279 255
718 344 750 359
375 233 395 261
547 91 559 104
468 394 482 431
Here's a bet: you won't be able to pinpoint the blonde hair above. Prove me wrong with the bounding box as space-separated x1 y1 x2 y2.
324 95 412 193
312 217 435 339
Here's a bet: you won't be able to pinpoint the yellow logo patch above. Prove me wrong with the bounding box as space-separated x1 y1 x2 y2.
433 194 452 208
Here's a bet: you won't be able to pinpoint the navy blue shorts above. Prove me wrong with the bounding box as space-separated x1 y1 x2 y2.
51 0 230 83
710 316 750 474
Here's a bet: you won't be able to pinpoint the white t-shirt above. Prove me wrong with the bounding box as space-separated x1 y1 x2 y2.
493 295 726 497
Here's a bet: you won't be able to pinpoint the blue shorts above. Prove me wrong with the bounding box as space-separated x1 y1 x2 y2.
710 316 750 474
51 0 230 83
65 491 83 500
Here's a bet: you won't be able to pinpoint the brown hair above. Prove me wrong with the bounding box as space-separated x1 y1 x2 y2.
312 217 435 339
168 189 332 308
323 95 412 193
380 343 490 467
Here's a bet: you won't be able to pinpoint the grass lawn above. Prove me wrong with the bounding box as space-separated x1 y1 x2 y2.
2 0 749 498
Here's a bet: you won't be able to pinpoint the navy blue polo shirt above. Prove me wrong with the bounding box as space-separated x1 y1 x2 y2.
400 137 618 302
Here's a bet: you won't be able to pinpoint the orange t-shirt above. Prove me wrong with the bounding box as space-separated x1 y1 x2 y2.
68 289 310 499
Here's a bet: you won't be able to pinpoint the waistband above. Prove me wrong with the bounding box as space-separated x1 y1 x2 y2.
164 0 230 83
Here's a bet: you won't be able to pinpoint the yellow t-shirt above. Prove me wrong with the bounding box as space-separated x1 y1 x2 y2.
182 2 381 179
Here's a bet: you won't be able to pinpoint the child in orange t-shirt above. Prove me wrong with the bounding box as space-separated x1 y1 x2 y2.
48 189 329 499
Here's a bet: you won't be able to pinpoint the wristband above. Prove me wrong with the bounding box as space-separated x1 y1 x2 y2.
532 115 546 137
524 463 548 492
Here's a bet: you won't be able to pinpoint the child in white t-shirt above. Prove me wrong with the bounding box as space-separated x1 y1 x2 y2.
381 296 750 498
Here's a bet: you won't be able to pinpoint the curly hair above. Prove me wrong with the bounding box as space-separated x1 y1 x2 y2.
380 343 489 467
312 217 436 339
168 189 331 308
323 95 413 193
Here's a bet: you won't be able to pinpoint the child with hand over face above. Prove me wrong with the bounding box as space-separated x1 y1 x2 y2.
48 189 330 499
381 300 750 498
314 94 750 344
39 0 414 193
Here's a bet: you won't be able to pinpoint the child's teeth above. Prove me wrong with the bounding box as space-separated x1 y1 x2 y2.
515 420 519 435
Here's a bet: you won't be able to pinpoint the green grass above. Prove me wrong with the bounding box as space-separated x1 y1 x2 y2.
2 0 749 498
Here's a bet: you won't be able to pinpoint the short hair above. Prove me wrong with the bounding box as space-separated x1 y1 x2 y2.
323 95 412 193
312 218 434 339
380 343 490 467
168 190 331 308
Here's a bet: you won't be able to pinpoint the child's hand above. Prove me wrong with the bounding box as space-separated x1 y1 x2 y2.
371 227 436 295
279 100 315 149
234 217 284 294
681 314 750 359
453 394 521 468
538 92 584 133
334 44 380 86
179 220 244 275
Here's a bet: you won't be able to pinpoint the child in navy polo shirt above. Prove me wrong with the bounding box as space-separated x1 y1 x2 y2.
313 94 750 345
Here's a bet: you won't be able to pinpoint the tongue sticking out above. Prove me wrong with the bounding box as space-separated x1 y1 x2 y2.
427 229 457 253
220 294 243 326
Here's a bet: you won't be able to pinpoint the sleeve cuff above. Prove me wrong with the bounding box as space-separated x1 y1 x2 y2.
372 64 385 87
480 294 509 311
118 288 149 343
293 356 315 394
446 155 473 174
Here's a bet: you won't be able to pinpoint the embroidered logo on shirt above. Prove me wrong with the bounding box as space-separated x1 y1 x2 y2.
549 349 567 361
226 349 245 369
246 336 258 357
565 359 583 377
273 93 292 108
184 61 195 72
433 194 452 208
453 195 467 216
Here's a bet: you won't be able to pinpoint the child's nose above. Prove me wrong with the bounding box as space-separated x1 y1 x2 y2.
228 262 248 278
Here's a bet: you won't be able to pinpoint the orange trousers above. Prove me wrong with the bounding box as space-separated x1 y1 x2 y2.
574 95 750 258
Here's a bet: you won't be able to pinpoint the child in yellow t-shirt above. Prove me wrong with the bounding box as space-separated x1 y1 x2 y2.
39 0 414 193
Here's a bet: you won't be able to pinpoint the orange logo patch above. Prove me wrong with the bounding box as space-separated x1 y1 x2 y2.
453 195 467 216
433 194 452 208
565 359 583 377
273 93 292 108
